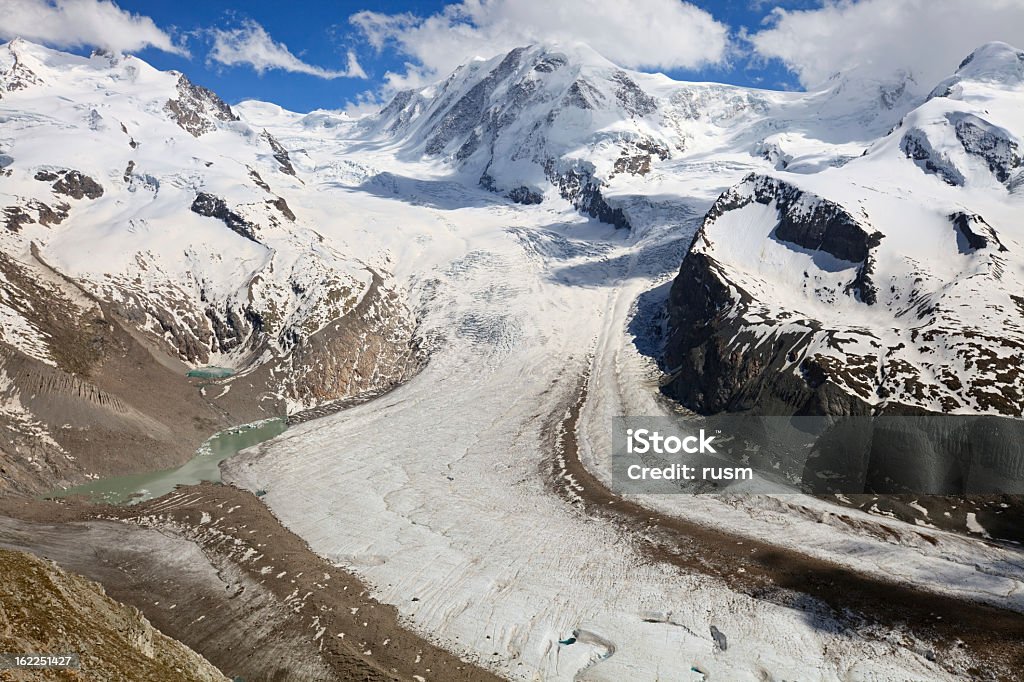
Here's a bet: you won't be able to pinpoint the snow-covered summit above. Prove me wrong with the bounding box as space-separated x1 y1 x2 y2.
357 43 688 218
0 37 167 95
354 42 929 228
664 42 1024 417
950 40 1024 86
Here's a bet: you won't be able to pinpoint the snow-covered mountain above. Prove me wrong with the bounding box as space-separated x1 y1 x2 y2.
0 39 420 492
346 43 914 230
663 41 1024 417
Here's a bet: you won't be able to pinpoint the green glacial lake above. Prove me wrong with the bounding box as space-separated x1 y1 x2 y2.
49 418 286 505
186 366 235 379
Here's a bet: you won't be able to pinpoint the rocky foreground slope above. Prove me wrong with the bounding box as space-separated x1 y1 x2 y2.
0 548 226 681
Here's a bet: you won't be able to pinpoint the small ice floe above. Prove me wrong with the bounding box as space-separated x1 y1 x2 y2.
966 512 991 538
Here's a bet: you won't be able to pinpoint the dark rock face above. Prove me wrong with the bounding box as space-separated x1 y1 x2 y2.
611 71 657 117
533 54 567 73
35 169 104 199
951 211 1007 252
845 254 879 305
748 177 883 264
53 170 104 200
948 112 1021 182
269 196 296 221
248 168 271 192
612 138 670 177
3 200 69 232
261 130 297 176
544 162 630 229
662 175 884 416
203 303 250 354
506 186 543 205
164 74 238 137
900 129 965 186
2 206 32 232
190 193 259 243
480 174 542 204
663 248 878 416
563 79 605 110
31 200 69 226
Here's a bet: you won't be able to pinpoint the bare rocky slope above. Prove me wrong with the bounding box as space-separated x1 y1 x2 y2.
0 547 227 681
0 486 501 682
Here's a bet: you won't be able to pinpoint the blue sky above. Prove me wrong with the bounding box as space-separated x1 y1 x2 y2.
3 1 1022 114
123 0 392 111
48 0 813 112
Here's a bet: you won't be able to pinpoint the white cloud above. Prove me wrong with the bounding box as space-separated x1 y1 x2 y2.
349 0 730 91
0 0 186 55
750 0 1024 90
209 20 366 79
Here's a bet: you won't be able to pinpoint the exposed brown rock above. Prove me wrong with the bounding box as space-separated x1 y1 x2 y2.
0 548 227 681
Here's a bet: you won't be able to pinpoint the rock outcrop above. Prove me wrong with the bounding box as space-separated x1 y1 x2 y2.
0 548 227 681
164 74 238 137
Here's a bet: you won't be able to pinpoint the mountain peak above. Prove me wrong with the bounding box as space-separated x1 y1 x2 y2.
955 41 1024 84
443 42 621 83
2 37 84 68
0 37 159 96
927 41 1024 102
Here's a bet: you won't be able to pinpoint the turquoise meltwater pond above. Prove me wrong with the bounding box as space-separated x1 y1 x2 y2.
47 418 286 505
